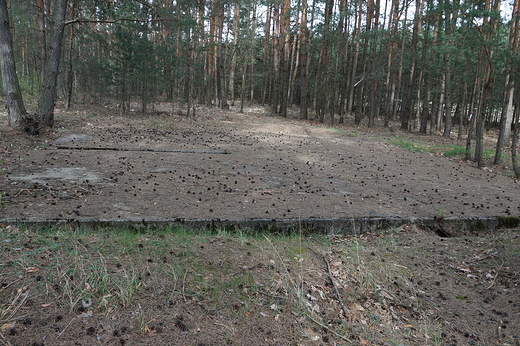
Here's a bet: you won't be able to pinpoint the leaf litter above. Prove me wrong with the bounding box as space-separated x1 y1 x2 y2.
0 224 518 345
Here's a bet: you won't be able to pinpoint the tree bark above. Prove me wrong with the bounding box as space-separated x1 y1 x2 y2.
442 0 458 137
494 0 519 164
400 0 423 130
384 0 399 127
348 0 363 124
38 0 68 127
37 0 46 85
419 72 431 133
278 0 291 117
474 0 500 167
512 120 520 179
316 0 333 123
229 3 240 106
0 0 38 134
261 4 271 104
64 1 75 110
299 0 309 119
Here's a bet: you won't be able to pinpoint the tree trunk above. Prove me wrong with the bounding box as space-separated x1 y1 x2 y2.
278 0 291 117
64 9 74 110
248 4 257 104
495 75 515 164
38 0 68 127
512 118 520 179
367 0 380 128
287 0 300 106
216 2 228 109
419 73 431 133
400 0 423 130
271 4 281 114
261 4 272 104
383 0 399 127
392 0 409 122
465 77 479 161
229 3 240 106
442 0 458 137
316 0 333 123
474 0 500 167
0 0 38 134
494 0 519 164
37 0 46 86
442 59 452 137
349 0 363 124
299 0 309 119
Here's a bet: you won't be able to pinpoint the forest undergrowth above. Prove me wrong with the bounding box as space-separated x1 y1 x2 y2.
0 224 518 345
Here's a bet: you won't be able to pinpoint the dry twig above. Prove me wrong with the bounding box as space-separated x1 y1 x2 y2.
322 254 350 319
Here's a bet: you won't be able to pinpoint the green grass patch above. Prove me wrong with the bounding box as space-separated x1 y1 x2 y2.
388 139 427 152
443 145 466 157
0 224 314 318
387 139 505 164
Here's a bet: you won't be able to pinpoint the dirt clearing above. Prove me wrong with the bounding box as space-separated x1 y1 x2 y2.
1 104 520 224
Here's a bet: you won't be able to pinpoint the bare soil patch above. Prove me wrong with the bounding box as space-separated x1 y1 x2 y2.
1 104 520 222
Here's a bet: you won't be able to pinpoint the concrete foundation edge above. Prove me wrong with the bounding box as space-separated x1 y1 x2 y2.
1 216 519 235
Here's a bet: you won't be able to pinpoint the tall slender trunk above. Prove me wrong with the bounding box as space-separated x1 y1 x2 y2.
442 0 458 137
401 0 423 130
465 76 480 161
349 0 363 124
495 0 519 164
65 0 76 110
475 0 500 167
367 0 380 128
512 112 520 178
337 0 349 124
216 2 228 109
316 0 333 123
249 4 257 104
37 0 46 86
278 0 291 117
261 5 272 104
38 0 68 127
457 80 468 140
287 0 300 105
384 0 399 127
419 72 431 133
299 0 309 119
392 1 409 122
229 3 240 106
271 3 281 114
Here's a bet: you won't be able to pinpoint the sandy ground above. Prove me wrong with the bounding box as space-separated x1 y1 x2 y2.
1 105 520 225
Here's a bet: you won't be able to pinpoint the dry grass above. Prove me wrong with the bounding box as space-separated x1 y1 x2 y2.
0 224 518 345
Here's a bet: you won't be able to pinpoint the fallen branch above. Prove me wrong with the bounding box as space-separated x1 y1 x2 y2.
322 255 350 319
56 317 76 340
304 313 353 344
13 189 32 198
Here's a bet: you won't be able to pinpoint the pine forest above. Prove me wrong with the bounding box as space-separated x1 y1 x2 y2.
2 0 520 169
